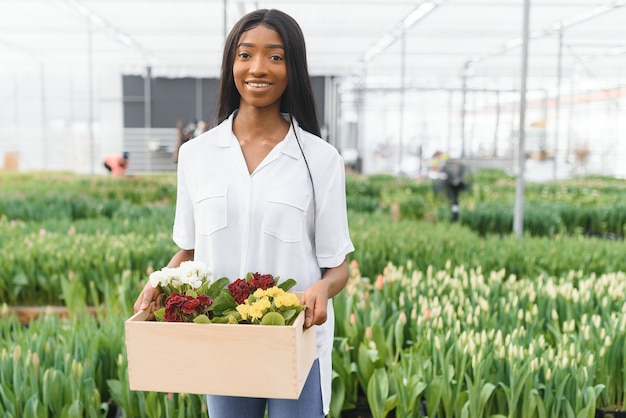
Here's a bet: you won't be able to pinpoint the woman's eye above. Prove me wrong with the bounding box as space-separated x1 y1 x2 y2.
270 55 283 61
238 52 251 59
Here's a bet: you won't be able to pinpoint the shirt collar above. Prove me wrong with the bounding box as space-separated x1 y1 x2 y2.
215 111 302 160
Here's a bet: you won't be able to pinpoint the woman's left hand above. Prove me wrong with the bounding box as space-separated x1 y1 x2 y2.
301 260 350 329
301 280 330 329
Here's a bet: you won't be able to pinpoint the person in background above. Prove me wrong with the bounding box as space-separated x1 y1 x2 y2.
440 156 471 221
103 152 129 176
173 120 211 163
134 9 354 418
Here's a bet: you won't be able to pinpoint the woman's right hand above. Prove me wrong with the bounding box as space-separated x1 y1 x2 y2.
133 249 194 318
133 281 164 319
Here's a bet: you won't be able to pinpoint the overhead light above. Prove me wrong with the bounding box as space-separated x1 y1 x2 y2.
402 2 436 30
361 0 442 63
61 0 158 65
466 0 625 67
504 38 522 50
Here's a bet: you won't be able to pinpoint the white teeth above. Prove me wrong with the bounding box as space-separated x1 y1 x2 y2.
248 82 270 88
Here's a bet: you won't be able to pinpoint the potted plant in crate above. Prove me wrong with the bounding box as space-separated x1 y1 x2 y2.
124 262 317 399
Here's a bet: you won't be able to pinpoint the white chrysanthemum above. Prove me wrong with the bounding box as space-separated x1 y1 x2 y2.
178 261 212 289
149 269 170 288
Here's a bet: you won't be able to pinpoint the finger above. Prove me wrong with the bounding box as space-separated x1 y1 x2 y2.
133 295 143 313
304 298 316 328
140 295 150 310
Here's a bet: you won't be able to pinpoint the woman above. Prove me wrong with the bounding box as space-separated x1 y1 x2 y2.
134 9 354 418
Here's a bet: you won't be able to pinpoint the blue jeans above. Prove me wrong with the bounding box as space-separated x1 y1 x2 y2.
206 359 324 418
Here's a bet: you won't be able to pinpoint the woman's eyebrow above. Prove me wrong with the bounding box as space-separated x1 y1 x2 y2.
237 42 284 49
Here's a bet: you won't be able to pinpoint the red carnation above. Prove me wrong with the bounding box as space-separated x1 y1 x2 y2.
182 297 201 314
165 292 186 308
228 278 252 304
196 294 213 306
249 272 275 290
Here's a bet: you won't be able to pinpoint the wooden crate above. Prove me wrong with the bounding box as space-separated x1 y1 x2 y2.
125 307 317 399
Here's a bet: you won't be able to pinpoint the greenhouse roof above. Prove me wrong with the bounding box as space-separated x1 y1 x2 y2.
1 0 626 91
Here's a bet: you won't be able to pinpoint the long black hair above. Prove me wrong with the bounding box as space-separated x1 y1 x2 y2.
215 9 321 137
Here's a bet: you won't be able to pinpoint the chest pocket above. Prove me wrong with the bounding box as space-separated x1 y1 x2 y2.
194 186 227 236
264 193 309 243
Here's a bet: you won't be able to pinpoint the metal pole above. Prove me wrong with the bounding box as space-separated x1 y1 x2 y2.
196 78 202 122
447 90 452 152
40 63 47 170
514 0 530 238
223 0 228 40
566 76 574 164
460 62 469 157
145 66 152 172
88 21 95 174
398 28 406 176
553 29 563 180
493 90 500 157
14 74 19 127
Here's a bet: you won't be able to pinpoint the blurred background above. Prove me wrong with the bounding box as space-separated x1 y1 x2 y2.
1 0 625 179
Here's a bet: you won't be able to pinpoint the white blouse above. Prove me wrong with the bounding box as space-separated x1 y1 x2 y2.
173 111 354 413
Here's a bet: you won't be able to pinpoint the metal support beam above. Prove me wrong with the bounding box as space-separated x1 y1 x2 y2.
514 0 530 238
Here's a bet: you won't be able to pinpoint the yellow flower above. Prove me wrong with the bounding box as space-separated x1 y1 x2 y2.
274 292 300 309
253 287 284 299
251 297 272 313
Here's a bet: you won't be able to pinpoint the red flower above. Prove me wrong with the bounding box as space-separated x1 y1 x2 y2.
228 273 276 304
228 278 252 304
196 294 213 306
165 293 186 308
182 298 201 314
164 308 182 322
249 272 275 290
163 292 214 322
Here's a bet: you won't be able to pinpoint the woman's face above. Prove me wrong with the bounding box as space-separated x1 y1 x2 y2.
233 25 288 112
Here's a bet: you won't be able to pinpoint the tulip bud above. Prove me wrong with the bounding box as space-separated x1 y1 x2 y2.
374 274 384 291
365 327 373 340
12 345 21 362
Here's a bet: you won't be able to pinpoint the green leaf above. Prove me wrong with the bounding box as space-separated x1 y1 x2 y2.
367 368 388 418
357 343 377 394
261 312 285 326
193 314 211 324
277 278 297 291
154 307 165 321
207 277 231 299
330 372 347 418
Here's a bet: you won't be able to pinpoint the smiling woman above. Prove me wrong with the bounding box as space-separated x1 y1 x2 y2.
133 8 354 418
233 25 288 113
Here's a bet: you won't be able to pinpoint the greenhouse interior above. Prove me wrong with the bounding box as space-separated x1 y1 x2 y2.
6 2 626 417
1 0 625 179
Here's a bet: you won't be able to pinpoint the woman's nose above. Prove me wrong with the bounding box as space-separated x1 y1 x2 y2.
249 56 267 75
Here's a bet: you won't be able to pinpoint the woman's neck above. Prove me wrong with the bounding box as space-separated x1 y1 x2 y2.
232 105 290 144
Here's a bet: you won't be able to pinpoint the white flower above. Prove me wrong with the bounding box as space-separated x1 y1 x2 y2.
149 269 170 288
149 261 212 291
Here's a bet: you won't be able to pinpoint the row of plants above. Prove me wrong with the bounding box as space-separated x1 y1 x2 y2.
346 171 626 237
0 306 205 418
459 202 626 238
4 260 626 417
5 170 626 237
331 261 626 417
5 209 626 307
3 171 626 416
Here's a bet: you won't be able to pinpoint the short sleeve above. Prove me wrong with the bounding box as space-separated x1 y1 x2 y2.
313 152 354 268
172 147 196 250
